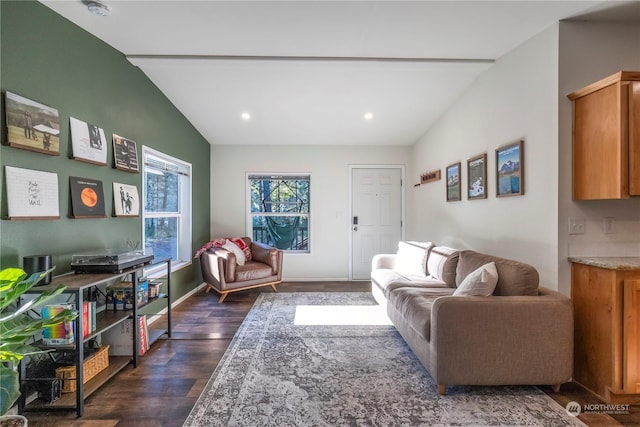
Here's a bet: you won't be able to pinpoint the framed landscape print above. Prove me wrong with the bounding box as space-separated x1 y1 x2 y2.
70 117 108 165
69 176 106 218
5 166 60 219
467 153 487 200
446 162 461 202
496 140 524 197
4 91 60 155
113 182 140 217
113 134 139 173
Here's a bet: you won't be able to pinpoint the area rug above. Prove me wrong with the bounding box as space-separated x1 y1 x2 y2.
183 292 584 427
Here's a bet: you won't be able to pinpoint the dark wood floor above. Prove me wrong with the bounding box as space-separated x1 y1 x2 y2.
22 282 639 427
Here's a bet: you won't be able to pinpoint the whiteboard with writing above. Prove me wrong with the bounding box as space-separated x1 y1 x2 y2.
5 166 60 219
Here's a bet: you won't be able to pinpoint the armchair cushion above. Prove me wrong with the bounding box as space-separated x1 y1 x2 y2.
222 240 247 265
228 237 252 261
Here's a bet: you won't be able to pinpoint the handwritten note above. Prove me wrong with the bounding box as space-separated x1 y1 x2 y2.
5 166 60 219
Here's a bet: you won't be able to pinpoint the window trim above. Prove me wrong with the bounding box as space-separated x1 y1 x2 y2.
142 146 193 273
246 172 311 254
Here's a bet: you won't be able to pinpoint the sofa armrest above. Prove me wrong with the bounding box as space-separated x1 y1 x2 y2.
201 247 237 285
372 254 397 270
250 241 283 276
430 287 573 385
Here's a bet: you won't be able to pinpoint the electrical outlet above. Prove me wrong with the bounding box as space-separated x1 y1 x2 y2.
603 217 616 234
568 218 586 235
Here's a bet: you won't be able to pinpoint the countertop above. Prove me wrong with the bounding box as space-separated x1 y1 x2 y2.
568 257 640 270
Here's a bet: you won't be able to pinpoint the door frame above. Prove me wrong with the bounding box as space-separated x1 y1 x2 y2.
348 164 406 280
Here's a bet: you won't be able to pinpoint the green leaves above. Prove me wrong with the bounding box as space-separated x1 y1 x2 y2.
0 267 78 415
0 364 20 416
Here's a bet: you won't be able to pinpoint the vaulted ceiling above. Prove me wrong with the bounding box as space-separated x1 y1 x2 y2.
40 1 639 146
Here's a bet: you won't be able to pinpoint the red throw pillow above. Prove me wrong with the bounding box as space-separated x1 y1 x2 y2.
228 238 252 262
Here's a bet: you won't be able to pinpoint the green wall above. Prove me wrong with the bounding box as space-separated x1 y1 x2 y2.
0 1 211 299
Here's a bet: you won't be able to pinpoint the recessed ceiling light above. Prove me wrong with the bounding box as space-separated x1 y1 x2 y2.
86 1 111 16
364 112 373 120
241 112 251 121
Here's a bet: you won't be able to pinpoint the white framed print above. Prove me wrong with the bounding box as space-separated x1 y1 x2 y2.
113 182 140 217
70 117 108 165
5 166 60 219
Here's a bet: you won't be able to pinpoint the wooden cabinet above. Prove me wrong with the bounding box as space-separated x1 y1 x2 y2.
571 260 640 403
568 71 640 200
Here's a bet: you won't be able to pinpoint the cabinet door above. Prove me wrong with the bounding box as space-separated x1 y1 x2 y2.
624 279 640 393
630 81 640 196
572 264 617 397
572 82 629 199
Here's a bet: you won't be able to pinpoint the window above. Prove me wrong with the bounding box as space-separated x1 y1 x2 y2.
142 146 192 269
248 174 310 252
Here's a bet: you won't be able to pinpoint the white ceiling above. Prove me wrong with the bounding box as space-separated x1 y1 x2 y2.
40 1 637 146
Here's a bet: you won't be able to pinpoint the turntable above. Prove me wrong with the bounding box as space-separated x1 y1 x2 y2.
71 250 154 273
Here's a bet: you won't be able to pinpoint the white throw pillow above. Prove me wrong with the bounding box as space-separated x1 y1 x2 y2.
395 242 428 276
453 262 498 296
222 240 246 266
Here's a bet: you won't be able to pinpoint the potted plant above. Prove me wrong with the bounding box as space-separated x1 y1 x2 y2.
0 268 78 425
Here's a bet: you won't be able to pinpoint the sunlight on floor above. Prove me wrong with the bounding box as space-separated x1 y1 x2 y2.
293 305 393 326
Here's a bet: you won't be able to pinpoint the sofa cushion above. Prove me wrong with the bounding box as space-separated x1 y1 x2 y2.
426 246 459 287
372 269 449 298
388 287 456 341
395 241 432 276
455 250 539 296
453 262 498 296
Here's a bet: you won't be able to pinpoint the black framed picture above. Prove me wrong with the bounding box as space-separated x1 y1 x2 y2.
69 176 106 218
496 140 524 197
446 162 461 202
113 134 139 173
467 153 487 200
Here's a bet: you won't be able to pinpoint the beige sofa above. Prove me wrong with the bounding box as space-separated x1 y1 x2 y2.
371 241 573 395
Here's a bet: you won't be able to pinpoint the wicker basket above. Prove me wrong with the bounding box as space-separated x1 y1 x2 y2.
55 345 110 393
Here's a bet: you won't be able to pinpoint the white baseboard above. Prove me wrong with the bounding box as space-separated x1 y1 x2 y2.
147 282 207 325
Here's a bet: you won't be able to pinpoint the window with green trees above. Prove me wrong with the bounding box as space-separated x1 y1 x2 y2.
248 174 310 252
143 146 192 267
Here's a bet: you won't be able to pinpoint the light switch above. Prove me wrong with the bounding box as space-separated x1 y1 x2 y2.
568 218 586 235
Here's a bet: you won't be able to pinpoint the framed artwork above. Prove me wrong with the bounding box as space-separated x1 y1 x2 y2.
113 134 139 173
4 91 60 155
496 140 524 197
113 182 140 217
69 176 106 218
5 166 60 219
70 117 108 165
446 162 461 202
467 153 487 200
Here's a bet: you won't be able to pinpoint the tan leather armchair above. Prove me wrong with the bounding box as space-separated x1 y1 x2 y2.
199 237 283 302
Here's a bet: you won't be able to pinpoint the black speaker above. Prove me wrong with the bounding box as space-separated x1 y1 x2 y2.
23 255 53 285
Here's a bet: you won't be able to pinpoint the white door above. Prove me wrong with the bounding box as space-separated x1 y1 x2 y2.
351 168 403 280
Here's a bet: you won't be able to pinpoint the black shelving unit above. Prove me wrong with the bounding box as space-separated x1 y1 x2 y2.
19 258 171 416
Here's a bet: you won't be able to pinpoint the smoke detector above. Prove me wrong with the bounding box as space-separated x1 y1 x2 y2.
86 1 111 16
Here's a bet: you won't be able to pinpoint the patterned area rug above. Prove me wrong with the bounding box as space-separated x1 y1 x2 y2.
184 292 584 426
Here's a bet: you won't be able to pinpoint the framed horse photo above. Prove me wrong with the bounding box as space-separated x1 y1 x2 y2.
113 182 140 217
